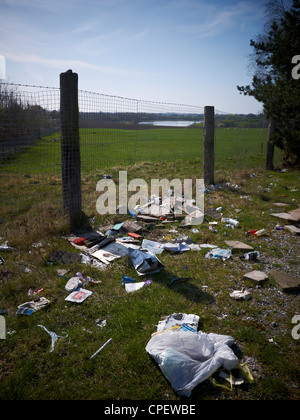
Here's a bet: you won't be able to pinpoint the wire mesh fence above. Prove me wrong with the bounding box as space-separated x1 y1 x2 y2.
0 78 272 227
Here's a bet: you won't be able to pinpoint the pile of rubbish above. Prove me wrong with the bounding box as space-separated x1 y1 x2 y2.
1 185 299 398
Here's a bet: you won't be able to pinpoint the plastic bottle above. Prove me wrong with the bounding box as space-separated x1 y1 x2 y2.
246 230 257 236
221 218 239 227
254 229 266 236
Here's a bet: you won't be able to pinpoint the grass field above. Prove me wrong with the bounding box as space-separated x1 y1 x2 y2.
0 126 273 175
0 127 299 402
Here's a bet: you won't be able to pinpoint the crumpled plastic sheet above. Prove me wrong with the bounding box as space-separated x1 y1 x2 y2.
38 325 68 353
146 322 238 397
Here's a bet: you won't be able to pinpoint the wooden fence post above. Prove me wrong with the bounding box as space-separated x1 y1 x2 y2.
203 106 215 185
265 118 275 171
60 70 83 229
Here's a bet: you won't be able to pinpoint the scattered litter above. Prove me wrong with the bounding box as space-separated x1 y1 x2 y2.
243 270 268 283
28 287 44 296
180 209 204 227
16 297 50 315
129 248 164 276
272 202 289 207
21 265 32 273
90 337 112 359
37 324 68 353
270 207 300 222
230 289 252 300
91 249 121 264
242 251 260 261
142 239 165 255
205 247 232 261
162 242 190 253
199 243 218 249
221 218 239 227
65 277 83 292
225 241 253 250
0 241 15 252
146 313 238 397
246 230 257 236
254 229 266 236
56 268 69 278
65 288 93 303
125 279 152 293
122 275 136 285
96 319 107 328
0 255 4 265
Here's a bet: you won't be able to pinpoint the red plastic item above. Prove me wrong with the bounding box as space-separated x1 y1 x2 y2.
73 237 88 245
246 230 257 235
128 232 142 239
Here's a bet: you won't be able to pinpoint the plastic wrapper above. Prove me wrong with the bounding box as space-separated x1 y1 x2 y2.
146 314 238 397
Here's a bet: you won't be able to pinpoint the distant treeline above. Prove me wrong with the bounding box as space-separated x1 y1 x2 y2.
214 113 267 128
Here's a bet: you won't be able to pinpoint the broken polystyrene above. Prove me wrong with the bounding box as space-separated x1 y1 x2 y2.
65 277 83 292
37 324 68 353
230 289 252 300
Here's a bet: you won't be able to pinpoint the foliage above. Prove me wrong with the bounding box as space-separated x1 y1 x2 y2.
237 0 300 165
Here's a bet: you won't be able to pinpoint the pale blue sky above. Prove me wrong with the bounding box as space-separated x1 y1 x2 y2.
0 0 268 113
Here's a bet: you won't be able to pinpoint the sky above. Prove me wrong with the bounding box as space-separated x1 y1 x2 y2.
0 0 270 114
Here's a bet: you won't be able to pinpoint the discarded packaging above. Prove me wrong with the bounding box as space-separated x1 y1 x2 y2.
254 229 266 236
0 241 15 252
16 297 50 315
142 239 164 255
243 251 260 261
122 275 136 285
37 324 68 353
65 288 92 303
129 248 164 276
146 314 238 397
230 289 252 300
125 279 152 293
205 247 232 261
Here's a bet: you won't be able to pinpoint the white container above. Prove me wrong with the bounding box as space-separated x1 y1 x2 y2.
221 218 239 227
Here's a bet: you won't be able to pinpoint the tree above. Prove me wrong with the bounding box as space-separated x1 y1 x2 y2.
237 0 300 167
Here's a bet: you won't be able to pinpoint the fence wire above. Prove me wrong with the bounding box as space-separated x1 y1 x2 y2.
0 81 270 224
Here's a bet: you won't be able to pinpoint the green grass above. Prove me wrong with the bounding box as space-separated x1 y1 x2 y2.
0 126 274 175
0 157 299 400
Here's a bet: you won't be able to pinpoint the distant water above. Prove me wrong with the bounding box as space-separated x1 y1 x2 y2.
139 120 202 127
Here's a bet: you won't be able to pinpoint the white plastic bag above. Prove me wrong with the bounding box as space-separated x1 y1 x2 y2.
145 324 238 397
